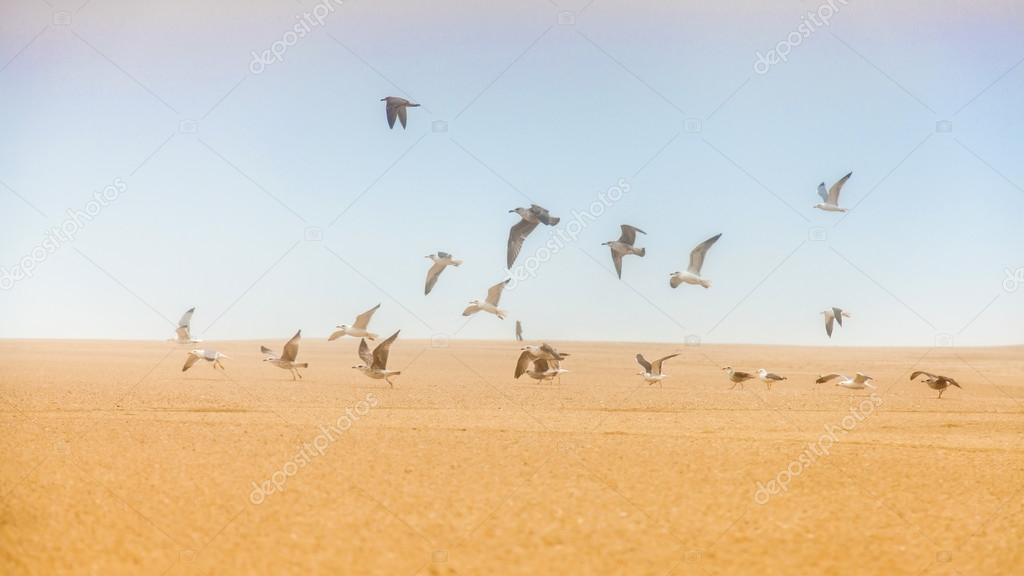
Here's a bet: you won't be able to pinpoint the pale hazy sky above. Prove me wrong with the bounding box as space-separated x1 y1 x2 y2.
1 0 1022 346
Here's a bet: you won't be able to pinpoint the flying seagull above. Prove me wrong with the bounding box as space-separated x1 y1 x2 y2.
182 349 229 372
515 345 569 383
910 371 961 399
515 320 524 342
636 353 679 386
424 252 462 295
722 366 755 390
602 225 647 279
813 172 853 212
816 372 875 390
381 96 420 129
822 307 851 338
507 205 560 268
261 330 308 380
670 233 721 289
352 330 402 387
171 307 201 344
463 279 509 320
330 304 380 341
757 368 787 391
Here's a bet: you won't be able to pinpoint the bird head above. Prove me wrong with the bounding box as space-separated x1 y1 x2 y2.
337 324 349 331
757 368 767 377
721 366 732 372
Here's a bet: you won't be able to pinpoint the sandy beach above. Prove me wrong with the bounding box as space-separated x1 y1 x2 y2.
1 339 1022 575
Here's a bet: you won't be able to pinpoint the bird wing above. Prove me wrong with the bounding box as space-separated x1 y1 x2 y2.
687 233 721 275
817 182 828 202
618 224 646 246
533 357 551 373
909 370 936 381
397 105 408 129
353 304 380 329
437 251 451 259
514 350 534 378
358 338 373 365
178 307 195 328
485 279 509 306
669 274 683 289
610 247 624 279
515 320 523 341
260 346 279 360
176 325 191 341
530 205 557 225
652 353 679 374
943 376 961 388
832 307 845 327
816 373 843 384
462 304 480 316
182 353 200 372
825 314 835 338
386 101 398 128
425 261 447 295
281 330 301 362
854 372 872 383
539 343 561 360
827 172 852 205
507 218 539 268
635 354 652 373
372 330 400 370
328 329 345 341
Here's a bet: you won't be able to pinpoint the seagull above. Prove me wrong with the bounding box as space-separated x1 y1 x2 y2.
822 307 851 338
182 349 229 372
515 346 569 383
171 307 201 344
352 330 402 387
757 368 787 391
722 366 755 390
424 252 462 295
670 233 721 289
813 172 853 212
636 353 679 386
381 96 419 129
463 279 509 320
910 371 961 399
602 225 646 279
515 320 524 342
507 205 559 268
329 304 380 341
816 372 875 390
261 330 308 380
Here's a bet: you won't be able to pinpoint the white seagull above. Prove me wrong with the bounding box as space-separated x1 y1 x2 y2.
910 371 961 399
816 372 875 390
261 330 308 380
352 330 402 387
507 204 560 268
463 279 509 320
636 353 679 386
723 366 755 390
171 307 201 344
602 224 646 279
813 172 853 212
330 304 380 341
670 233 721 289
757 368 787 391
424 252 462 295
381 96 420 129
515 346 569 383
822 307 851 338
182 349 229 372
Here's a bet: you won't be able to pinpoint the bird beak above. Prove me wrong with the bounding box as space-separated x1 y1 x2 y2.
508 209 515 213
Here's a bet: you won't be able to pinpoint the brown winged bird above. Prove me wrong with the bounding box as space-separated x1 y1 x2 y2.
507 205 560 268
910 371 961 398
352 330 402 387
261 330 307 380
602 224 647 279
381 96 420 129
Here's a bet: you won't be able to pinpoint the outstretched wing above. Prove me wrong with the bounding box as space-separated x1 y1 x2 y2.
462 304 480 316
635 354 652 373
182 353 200 372
354 304 380 329
328 329 345 341
281 330 301 362
669 274 683 289
817 182 828 202
687 233 721 275
825 314 835 338
507 218 539 268
397 105 408 129
372 330 400 370
652 353 679 374
425 261 447 295
358 339 373 365
832 307 845 327
386 101 398 128
486 279 509 306
827 172 852 205
530 204 558 225
816 373 843 384
260 345 278 361
618 224 646 246
854 372 873 384
515 350 534 378
610 247 624 279
909 370 936 381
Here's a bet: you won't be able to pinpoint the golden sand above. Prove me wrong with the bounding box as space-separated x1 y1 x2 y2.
1 339 1022 575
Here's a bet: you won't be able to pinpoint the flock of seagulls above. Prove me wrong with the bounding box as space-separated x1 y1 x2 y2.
166 108 961 400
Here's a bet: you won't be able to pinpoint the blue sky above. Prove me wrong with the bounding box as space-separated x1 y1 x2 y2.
1 0 1021 345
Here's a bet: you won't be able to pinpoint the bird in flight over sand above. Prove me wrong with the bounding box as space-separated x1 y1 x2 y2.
424 252 462 295
816 372 874 390
910 371 961 399
822 307 851 338
636 353 679 386
722 366 755 390
352 330 402 387
813 172 852 212
507 205 560 268
330 304 380 341
757 368 787 391
182 349 229 372
670 233 721 289
515 320 524 342
602 225 646 279
515 345 569 383
261 330 308 380
171 307 201 344
381 96 419 129
463 279 509 320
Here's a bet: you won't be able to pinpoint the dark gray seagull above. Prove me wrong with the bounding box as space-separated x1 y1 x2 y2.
381 96 420 129
910 371 961 399
602 224 646 279
507 205 560 268
424 252 462 295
